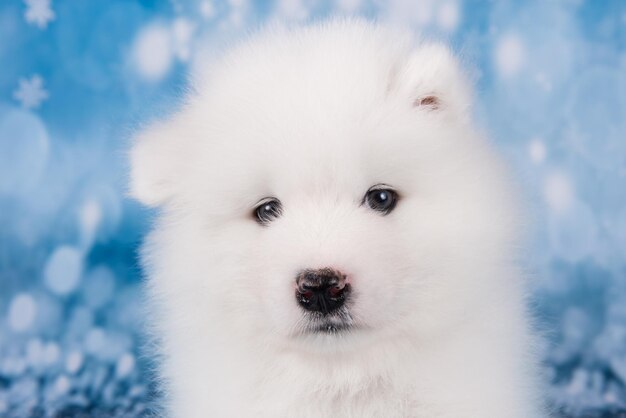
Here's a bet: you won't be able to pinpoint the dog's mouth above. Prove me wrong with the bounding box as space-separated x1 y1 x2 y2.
298 308 354 335
313 322 351 333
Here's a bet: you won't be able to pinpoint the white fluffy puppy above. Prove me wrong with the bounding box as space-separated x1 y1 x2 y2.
130 19 546 418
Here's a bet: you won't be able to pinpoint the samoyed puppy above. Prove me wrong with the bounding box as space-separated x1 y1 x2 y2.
130 19 546 418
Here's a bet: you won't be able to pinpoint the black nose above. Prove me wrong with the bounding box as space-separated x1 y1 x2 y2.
295 268 350 315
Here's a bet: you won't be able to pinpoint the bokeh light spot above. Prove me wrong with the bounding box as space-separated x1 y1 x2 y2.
132 23 173 82
43 246 84 296
8 293 37 332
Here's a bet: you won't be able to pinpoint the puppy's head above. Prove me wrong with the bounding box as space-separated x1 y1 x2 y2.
131 20 520 353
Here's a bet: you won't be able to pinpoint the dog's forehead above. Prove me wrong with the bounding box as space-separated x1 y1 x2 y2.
193 65 400 186
191 92 419 203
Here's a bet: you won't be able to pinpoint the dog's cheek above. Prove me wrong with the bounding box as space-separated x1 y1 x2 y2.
351 257 408 327
240 237 302 336
257 268 299 335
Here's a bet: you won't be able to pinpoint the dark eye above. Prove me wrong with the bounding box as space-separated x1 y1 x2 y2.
254 198 282 225
364 186 398 215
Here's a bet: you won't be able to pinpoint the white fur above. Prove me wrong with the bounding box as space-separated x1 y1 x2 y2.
130 19 547 418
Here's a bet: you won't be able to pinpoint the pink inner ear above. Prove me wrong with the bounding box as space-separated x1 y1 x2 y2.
414 95 440 109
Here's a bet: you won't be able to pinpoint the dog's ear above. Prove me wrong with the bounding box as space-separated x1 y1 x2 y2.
129 118 189 207
395 43 472 117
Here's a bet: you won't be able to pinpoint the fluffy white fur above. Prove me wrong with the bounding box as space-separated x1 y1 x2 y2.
130 19 546 418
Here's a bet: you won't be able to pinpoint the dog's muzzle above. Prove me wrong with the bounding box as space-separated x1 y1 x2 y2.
295 268 350 315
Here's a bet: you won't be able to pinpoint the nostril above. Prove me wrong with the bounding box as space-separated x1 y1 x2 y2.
328 285 344 298
298 289 315 302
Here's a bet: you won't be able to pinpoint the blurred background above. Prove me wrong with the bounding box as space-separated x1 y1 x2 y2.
0 0 625 417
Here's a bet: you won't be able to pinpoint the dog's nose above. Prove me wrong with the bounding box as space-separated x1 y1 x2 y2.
295 268 350 315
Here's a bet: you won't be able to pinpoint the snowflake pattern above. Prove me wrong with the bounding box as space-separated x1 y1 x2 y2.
24 0 55 29
13 74 49 109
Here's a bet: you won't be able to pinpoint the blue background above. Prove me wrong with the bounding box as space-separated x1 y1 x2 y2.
1 0 625 416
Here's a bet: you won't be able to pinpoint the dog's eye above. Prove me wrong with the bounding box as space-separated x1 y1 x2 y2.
364 186 398 215
254 198 282 225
